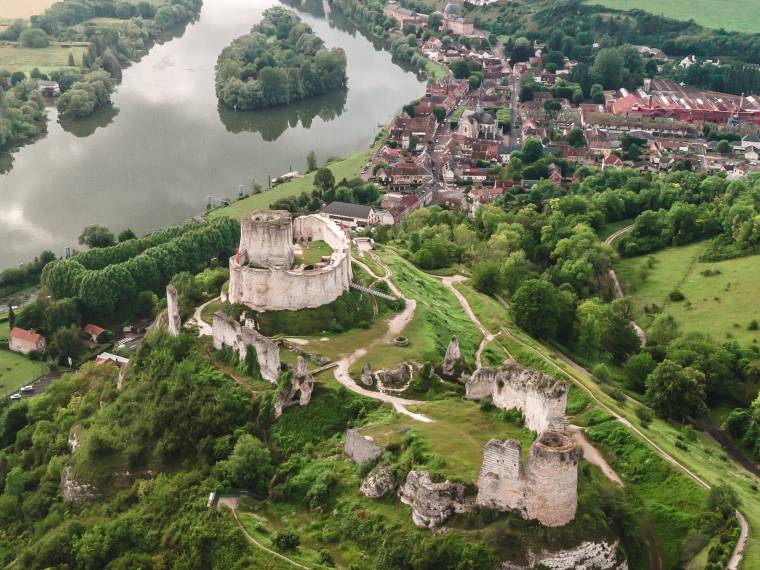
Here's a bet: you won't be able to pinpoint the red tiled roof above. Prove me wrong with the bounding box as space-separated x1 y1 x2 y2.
10 327 43 343
84 323 107 336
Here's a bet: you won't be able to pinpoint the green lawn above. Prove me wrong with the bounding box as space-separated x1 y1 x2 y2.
584 0 760 33
0 42 86 73
616 241 760 346
296 240 332 266
361 399 535 482
209 151 369 221
0 347 47 398
425 60 448 80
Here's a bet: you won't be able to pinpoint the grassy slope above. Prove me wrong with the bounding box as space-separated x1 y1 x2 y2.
616 241 760 346
584 0 760 33
361 399 534 482
349 250 481 374
209 151 369 221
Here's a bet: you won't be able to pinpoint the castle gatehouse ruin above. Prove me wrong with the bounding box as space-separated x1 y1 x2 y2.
477 430 579 527
227 210 352 312
465 360 568 432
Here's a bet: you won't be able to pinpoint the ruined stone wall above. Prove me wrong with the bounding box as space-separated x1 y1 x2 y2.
344 429 384 464
239 210 293 268
525 431 578 527
211 312 280 383
490 361 568 432
228 214 352 311
166 284 181 336
476 431 578 527
477 439 525 512
465 368 499 400
399 470 473 528
501 541 627 570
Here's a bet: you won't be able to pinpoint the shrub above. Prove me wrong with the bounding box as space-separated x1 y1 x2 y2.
19 28 49 48
592 363 611 384
635 406 654 428
669 290 685 302
749 320 759 331
273 531 300 551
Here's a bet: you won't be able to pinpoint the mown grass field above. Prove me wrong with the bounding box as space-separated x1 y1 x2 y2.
210 151 369 221
0 43 86 74
584 0 760 33
0 0 58 20
616 241 760 346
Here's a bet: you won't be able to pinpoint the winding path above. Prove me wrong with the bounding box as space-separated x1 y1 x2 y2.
189 296 216 336
231 509 311 570
604 225 647 346
333 252 432 422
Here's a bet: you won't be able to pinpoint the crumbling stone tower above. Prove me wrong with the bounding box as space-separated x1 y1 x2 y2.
239 210 294 268
477 430 578 527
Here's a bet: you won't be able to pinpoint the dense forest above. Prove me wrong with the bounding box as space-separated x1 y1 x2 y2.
215 7 347 111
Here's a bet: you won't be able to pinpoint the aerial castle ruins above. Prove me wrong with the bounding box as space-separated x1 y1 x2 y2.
227 210 352 311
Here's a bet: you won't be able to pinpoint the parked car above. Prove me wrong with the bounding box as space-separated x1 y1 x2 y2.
20 385 34 394
9 393 21 401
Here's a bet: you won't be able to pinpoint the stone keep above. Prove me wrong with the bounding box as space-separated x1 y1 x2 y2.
166 284 181 337
212 311 280 383
465 360 568 432
228 210 352 312
477 430 578 527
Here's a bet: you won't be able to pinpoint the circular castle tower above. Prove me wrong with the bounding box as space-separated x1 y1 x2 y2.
525 430 578 527
239 210 294 269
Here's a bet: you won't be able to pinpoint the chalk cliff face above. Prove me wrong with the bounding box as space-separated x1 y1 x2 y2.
477 431 578 527
442 336 462 378
398 470 473 528
212 311 280 383
344 429 384 464
466 360 568 432
228 211 352 311
500 541 628 570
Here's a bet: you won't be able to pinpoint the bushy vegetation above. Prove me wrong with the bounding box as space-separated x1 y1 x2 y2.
40 217 238 320
0 74 47 152
215 7 347 111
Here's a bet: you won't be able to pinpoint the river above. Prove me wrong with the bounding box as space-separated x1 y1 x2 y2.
0 0 424 267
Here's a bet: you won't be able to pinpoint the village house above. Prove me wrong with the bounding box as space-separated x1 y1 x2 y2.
83 323 108 343
441 3 475 35
320 202 376 228
9 327 47 355
383 1 423 29
390 162 429 188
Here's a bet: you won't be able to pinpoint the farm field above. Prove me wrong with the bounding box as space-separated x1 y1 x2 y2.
0 43 86 74
0 0 57 20
616 241 760 346
584 0 760 34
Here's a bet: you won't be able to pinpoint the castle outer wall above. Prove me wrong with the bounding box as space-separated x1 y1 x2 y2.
228 213 352 312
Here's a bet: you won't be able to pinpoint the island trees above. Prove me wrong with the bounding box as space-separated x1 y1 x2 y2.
215 7 347 111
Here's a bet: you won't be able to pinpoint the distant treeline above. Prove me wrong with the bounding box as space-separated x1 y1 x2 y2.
215 7 347 111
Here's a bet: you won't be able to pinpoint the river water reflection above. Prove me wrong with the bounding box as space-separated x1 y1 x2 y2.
0 0 424 266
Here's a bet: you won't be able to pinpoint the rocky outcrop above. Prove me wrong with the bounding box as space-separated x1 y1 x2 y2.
501 541 627 570
375 362 413 393
67 427 82 453
212 311 280 383
442 336 462 378
361 362 374 386
166 283 181 336
399 470 473 528
344 429 384 464
274 357 314 419
360 464 396 498
61 465 98 507
477 431 579 527
466 361 567 432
